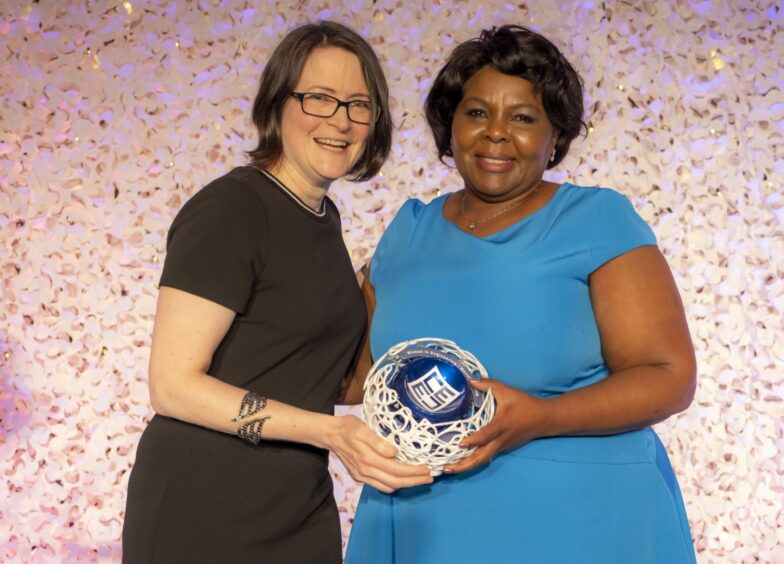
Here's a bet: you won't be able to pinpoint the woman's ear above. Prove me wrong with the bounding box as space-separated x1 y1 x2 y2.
549 133 559 163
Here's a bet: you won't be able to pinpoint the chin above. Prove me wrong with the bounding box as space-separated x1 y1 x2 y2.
320 161 357 181
470 184 515 197
320 168 351 181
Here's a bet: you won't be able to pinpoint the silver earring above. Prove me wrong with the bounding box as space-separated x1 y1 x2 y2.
549 148 556 162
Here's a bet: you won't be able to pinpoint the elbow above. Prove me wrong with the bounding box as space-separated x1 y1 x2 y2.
671 354 697 414
673 377 696 414
681 372 697 412
148 367 173 417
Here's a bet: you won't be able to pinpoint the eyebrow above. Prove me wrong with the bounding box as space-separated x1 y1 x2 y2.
303 85 371 99
461 96 541 111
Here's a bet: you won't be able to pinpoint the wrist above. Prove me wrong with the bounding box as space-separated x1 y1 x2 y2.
538 395 562 438
307 413 342 451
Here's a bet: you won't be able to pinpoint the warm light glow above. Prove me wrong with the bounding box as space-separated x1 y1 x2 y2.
710 49 725 71
122 1 133 15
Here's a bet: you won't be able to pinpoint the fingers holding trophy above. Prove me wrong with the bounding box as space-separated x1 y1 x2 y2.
362 338 496 476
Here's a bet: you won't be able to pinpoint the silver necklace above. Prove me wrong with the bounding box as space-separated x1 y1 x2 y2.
460 181 542 230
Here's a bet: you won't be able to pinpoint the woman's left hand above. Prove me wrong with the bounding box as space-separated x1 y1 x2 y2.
443 378 552 474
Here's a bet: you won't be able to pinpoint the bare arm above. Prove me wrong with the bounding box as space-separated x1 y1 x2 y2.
150 286 431 491
447 246 696 472
544 245 696 433
149 286 249 431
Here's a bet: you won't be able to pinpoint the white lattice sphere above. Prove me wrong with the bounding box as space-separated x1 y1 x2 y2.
362 338 496 475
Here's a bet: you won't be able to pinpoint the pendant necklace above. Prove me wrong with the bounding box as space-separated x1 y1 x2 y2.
460 181 542 230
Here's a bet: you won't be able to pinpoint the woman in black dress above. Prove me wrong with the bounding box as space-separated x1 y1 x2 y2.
122 22 432 563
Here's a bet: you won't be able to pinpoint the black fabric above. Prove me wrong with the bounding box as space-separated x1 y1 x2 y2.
123 167 365 563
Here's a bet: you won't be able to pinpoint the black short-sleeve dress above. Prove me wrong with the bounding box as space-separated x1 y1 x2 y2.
122 167 366 563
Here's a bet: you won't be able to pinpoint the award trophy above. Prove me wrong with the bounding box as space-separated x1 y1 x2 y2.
362 338 496 475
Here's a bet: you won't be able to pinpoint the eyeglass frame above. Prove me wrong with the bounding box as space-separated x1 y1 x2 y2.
290 92 377 125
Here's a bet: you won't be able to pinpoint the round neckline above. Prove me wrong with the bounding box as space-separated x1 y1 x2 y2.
440 183 568 240
246 165 330 222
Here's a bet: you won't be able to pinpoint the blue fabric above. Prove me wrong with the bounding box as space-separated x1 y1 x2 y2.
346 184 696 563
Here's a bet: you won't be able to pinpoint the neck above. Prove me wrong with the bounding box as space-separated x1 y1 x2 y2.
265 162 328 212
463 180 543 211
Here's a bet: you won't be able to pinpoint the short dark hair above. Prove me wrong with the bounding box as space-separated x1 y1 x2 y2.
248 21 392 181
425 25 586 168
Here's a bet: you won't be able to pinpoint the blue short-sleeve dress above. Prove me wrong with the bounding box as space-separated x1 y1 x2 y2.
345 183 696 564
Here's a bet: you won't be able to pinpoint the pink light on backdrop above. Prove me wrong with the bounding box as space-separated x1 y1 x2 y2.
1 0 782 562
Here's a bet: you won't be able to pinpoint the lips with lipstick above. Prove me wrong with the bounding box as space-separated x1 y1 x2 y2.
475 151 515 172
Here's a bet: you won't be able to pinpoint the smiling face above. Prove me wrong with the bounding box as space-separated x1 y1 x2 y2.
451 66 558 202
273 47 371 192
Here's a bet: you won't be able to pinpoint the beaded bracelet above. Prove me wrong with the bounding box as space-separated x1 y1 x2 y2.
232 392 267 422
233 391 269 445
237 416 270 445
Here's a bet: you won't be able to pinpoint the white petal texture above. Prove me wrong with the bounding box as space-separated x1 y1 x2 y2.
0 1 781 561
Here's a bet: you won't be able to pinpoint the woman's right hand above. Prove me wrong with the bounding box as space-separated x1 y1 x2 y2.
326 415 433 493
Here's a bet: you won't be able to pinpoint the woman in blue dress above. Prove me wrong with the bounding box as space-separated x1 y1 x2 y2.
343 25 697 563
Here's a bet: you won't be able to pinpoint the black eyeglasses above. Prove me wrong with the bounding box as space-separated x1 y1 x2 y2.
290 92 376 125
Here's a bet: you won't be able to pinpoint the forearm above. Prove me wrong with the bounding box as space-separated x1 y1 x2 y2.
542 363 696 437
151 369 433 491
151 371 339 448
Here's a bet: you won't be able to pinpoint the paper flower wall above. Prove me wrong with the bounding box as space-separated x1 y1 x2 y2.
0 0 781 561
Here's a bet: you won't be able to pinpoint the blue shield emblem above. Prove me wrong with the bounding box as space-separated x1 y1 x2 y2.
392 350 475 423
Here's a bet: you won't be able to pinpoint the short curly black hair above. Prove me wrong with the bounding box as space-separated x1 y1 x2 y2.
425 25 586 168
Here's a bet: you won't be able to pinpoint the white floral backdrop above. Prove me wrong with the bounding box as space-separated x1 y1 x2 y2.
0 0 782 561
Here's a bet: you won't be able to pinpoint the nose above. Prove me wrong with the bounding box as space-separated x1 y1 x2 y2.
483 115 509 143
326 105 352 131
